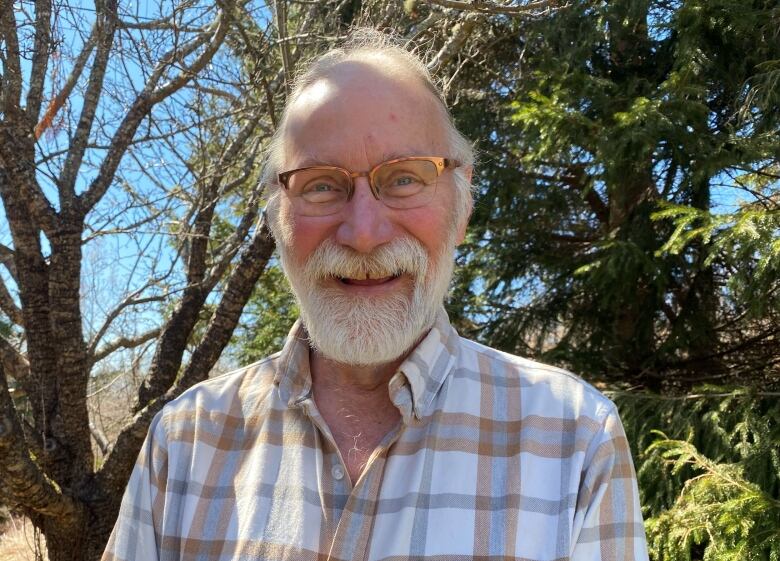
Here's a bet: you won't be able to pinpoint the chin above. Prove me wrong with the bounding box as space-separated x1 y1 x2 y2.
300 287 438 366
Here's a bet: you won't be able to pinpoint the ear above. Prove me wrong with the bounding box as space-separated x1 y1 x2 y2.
455 165 473 245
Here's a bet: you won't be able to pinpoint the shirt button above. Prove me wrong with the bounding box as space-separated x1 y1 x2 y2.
331 465 345 480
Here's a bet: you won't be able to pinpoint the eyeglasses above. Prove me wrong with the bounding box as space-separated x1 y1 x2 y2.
278 156 460 217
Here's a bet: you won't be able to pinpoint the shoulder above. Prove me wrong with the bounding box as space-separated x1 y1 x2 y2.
157 352 283 437
454 337 617 424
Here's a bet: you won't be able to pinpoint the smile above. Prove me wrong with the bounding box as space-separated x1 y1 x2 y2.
338 274 400 286
328 274 413 294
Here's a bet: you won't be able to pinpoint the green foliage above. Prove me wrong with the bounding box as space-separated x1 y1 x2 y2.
652 198 780 317
612 390 780 560
448 0 780 386
230 265 298 363
645 437 780 561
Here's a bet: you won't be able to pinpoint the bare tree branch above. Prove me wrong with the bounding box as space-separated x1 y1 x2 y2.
87 290 167 359
0 336 30 385
0 0 23 112
148 14 228 103
0 364 83 521
58 0 119 204
34 24 98 139
173 222 275 392
0 243 19 282
26 0 53 126
405 10 446 43
91 327 163 366
135 92 261 412
0 128 59 239
77 10 230 215
0 164 59 440
274 0 293 94
427 12 480 75
89 421 110 456
119 12 205 33
98 220 275 517
0 276 24 326
427 0 564 16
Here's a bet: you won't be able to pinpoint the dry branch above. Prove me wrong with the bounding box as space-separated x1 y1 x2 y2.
35 25 98 139
0 364 83 521
92 328 163 366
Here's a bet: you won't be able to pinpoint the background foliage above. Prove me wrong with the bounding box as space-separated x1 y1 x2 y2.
232 3 780 557
0 0 777 560
614 391 780 560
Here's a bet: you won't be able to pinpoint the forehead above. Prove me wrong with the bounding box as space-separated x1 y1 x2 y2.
282 61 450 168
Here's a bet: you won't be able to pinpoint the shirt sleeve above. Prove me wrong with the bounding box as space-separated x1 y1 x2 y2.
570 403 649 561
102 410 168 561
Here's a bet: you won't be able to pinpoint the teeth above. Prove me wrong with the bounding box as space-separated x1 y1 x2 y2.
334 272 401 281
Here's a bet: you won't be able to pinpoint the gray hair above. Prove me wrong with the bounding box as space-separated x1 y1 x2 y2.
262 28 475 232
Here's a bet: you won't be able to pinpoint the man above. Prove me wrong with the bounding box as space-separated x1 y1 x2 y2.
104 29 649 561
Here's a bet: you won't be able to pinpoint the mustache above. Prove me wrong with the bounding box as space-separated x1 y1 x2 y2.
303 238 428 281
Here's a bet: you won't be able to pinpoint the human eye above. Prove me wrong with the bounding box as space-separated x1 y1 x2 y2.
299 175 347 203
390 174 418 187
305 182 335 193
382 171 425 197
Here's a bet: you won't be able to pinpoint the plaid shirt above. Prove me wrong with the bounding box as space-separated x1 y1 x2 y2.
104 310 648 561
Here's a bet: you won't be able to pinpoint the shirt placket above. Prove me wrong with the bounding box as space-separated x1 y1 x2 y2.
325 424 403 561
297 394 404 561
296 397 351 534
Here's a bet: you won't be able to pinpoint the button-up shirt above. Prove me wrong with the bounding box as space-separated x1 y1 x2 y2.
103 310 648 561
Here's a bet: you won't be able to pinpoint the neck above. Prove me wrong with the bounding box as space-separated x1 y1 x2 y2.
309 349 406 483
310 351 404 394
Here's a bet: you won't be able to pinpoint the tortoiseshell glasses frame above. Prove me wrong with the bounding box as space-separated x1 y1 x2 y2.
277 156 460 216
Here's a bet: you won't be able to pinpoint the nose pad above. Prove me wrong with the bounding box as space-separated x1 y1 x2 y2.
347 172 380 202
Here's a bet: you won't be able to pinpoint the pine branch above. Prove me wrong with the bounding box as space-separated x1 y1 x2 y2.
427 0 565 17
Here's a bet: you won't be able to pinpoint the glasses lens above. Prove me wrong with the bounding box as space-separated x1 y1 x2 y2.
286 168 351 216
374 159 438 209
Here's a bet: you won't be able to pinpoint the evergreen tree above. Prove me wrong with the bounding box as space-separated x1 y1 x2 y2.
448 0 780 387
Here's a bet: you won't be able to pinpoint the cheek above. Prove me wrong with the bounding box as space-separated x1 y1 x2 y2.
397 206 453 253
284 213 339 263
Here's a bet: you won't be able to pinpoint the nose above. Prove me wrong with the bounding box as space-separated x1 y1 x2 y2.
334 177 395 253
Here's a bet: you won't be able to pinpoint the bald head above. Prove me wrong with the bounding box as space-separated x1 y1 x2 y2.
283 60 450 169
263 28 475 232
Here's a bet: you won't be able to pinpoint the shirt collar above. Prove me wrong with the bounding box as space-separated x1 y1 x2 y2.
274 308 460 423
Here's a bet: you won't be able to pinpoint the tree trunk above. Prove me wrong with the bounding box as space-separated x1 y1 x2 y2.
604 0 659 379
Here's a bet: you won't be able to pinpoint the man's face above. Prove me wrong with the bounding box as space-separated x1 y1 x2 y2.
274 62 466 366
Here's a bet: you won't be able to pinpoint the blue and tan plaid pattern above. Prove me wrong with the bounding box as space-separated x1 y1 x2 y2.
103 310 648 561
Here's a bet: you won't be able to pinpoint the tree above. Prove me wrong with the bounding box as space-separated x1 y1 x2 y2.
8 0 774 558
2 0 546 557
0 1 279 558
442 0 780 388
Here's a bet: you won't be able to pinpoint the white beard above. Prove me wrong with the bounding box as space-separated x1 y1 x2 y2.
278 236 455 366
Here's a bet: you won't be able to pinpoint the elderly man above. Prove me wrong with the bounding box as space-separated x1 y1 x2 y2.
104 30 648 561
